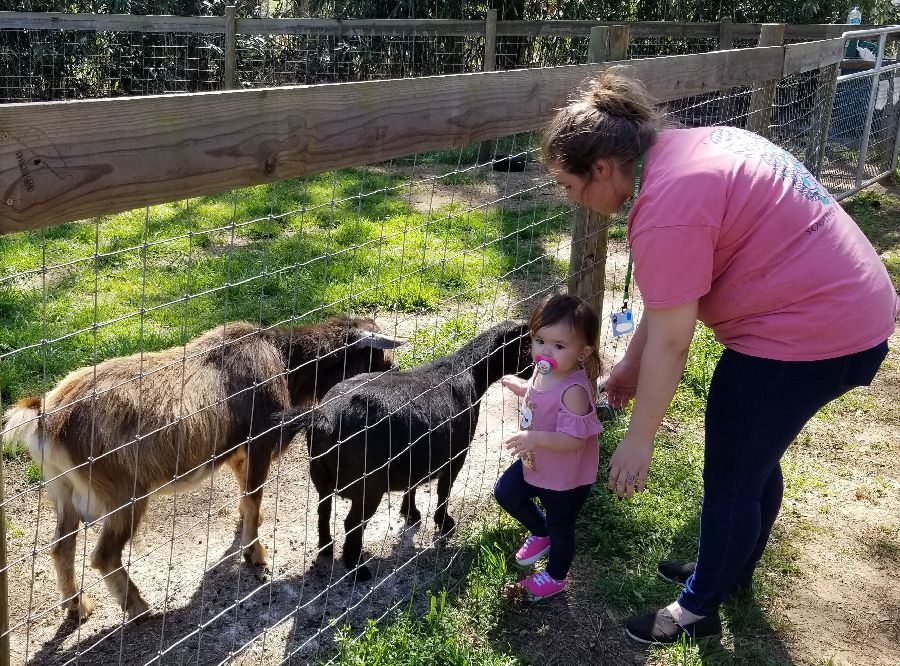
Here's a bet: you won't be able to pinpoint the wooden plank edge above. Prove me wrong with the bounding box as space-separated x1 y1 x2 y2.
0 47 784 234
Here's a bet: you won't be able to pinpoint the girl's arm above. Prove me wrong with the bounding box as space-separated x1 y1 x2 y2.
607 300 698 497
501 374 529 397
504 385 594 454
505 430 584 454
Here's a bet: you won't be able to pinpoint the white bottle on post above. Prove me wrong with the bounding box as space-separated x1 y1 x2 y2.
845 6 863 59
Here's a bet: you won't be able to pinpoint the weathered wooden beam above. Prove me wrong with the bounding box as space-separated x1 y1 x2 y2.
782 37 843 77
0 46 785 233
747 24 786 136
0 11 226 33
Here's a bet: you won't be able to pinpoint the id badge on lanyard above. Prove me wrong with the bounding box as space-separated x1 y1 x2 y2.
612 155 643 338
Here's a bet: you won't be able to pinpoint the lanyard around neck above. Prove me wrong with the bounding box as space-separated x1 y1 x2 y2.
621 154 644 309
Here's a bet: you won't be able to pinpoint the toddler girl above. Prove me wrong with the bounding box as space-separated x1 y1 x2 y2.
495 293 603 600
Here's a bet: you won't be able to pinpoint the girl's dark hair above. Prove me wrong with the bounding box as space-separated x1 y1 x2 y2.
529 294 602 396
541 66 663 175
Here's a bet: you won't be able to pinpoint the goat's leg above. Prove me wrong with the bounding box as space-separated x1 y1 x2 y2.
239 441 273 566
433 453 467 537
48 480 94 621
91 499 149 619
342 488 383 582
309 459 334 556
399 487 421 525
226 448 264 525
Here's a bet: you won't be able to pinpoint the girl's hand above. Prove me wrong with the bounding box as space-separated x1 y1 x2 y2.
501 374 527 397
504 430 540 457
607 434 653 498
602 357 641 409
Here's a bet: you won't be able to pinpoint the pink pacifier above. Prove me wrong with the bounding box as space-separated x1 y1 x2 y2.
534 355 557 375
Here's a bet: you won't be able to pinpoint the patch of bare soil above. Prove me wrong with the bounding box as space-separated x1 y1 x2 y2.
373 162 569 215
773 328 900 666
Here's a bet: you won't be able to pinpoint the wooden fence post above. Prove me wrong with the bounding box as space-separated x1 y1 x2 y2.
718 17 733 50
808 62 839 177
568 25 623 316
746 23 786 136
224 6 237 91
717 17 736 124
476 9 498 165
608 23 630 61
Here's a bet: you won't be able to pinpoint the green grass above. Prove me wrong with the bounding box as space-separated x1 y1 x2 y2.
0 167 569 403
841 188 900 290
24 461 42 484
333 519 521 665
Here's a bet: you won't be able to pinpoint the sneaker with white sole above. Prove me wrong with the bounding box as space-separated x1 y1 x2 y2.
515 535 551 566
520 570 567 601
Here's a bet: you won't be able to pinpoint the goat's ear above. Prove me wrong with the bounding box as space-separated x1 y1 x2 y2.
353 331 406 350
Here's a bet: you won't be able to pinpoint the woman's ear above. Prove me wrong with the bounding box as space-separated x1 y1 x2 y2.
590 158 614 180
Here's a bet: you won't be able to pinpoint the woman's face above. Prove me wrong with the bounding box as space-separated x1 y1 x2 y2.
552 158 634 215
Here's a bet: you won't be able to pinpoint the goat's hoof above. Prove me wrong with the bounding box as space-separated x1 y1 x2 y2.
436 516 456 537
317 542 334 558
125 597 150 620
65 594 95 622
243 542 269 567
402 508 421 525
350 564 373 583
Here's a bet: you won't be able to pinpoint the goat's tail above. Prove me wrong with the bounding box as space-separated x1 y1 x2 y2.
2 397 43 459
272 407 316 447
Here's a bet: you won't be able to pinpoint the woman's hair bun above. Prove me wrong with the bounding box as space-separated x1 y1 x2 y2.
587 66 656 123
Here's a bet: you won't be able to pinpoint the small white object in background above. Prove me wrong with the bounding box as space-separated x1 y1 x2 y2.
857 44 877 61
876 80 890 110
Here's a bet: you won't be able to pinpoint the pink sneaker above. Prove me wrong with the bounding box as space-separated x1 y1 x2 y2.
520 570 567 600
515 535 551 566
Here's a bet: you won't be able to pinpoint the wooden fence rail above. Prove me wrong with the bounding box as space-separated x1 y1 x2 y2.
0 36 844 235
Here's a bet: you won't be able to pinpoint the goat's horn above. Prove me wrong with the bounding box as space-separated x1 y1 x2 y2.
355 332 406 350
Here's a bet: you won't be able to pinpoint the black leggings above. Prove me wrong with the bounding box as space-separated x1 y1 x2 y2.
494 459 592 580
679 341 889 615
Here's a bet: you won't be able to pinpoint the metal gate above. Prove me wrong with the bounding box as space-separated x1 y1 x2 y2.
824 25 900 200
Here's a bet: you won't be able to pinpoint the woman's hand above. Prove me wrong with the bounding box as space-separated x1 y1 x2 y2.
607 434 653 498
602 357 641 408
504 430 540 457
501 374 528 397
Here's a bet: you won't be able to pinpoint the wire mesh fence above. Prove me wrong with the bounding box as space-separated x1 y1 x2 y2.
235 33 484 86
0 28 227 100
819 28 900 197
1 15 851 101
0 30 896 666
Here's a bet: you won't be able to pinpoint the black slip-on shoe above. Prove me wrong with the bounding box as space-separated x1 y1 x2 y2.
657 560 754 598
625 607 722 644
657 560 696 585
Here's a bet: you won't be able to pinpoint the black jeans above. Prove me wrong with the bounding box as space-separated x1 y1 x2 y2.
494 458 592 580
679 340 889 616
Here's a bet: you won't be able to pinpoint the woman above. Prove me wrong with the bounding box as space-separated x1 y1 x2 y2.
542 67 898 644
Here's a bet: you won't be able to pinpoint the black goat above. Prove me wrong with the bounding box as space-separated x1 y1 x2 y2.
278 320 531 581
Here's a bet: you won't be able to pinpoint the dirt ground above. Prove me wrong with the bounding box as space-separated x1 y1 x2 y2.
4 381 526 666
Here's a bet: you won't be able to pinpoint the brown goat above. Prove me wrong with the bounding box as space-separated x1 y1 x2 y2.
2 317 402 621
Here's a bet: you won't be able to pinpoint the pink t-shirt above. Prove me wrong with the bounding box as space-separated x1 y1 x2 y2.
519 368 603 491
628 127 898 361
